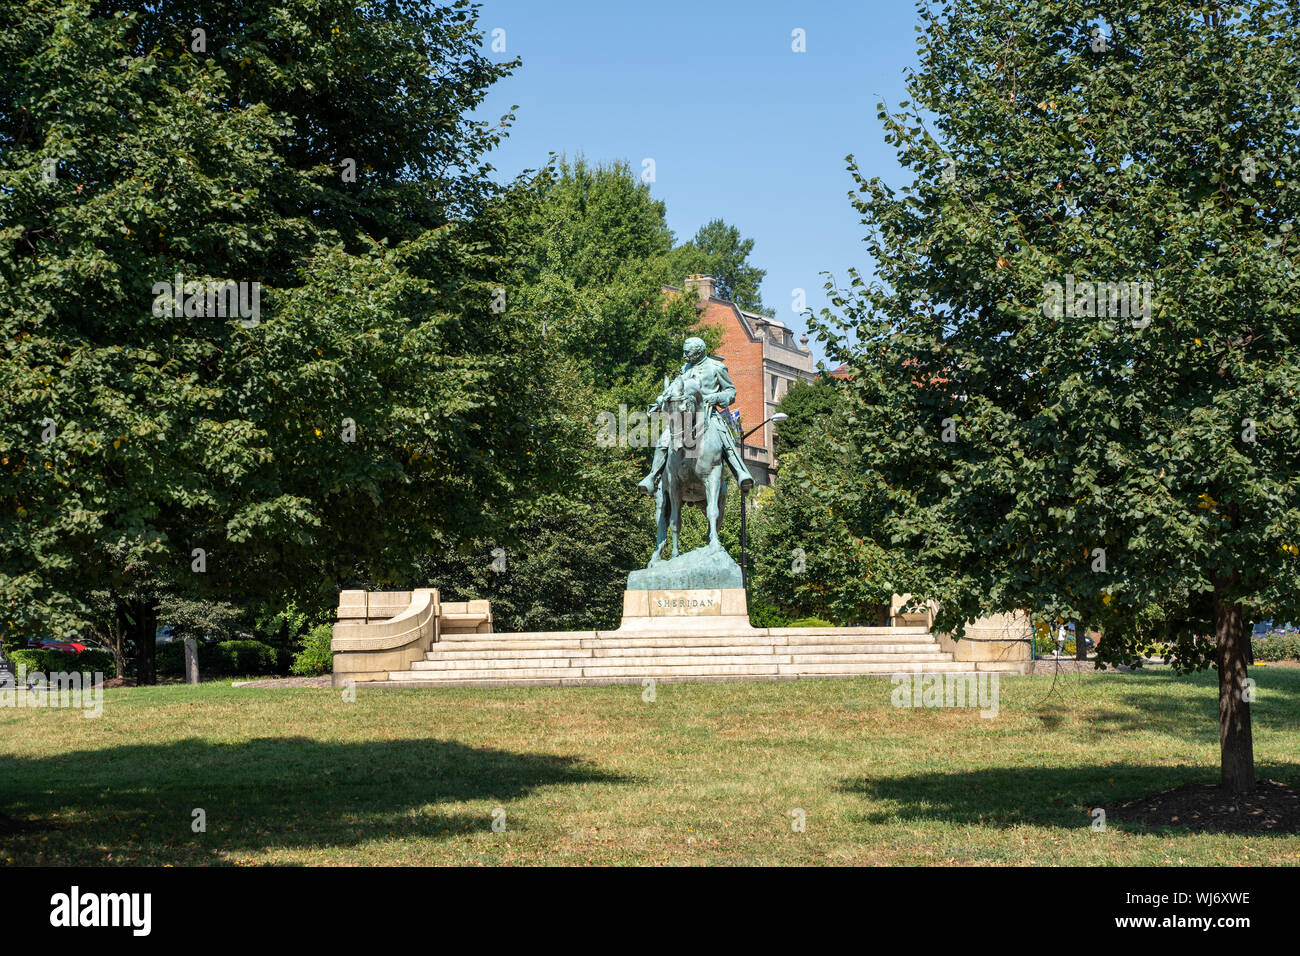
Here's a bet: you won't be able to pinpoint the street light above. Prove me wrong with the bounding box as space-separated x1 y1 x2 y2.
739 412 787 593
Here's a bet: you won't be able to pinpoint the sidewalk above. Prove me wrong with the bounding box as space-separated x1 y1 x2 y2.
1028 655 1157 674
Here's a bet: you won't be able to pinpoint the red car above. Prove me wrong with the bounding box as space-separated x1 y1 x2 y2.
31 640 89 654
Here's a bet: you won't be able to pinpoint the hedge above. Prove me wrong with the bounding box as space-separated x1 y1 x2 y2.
1253 634 1300 662
208 639 278 675
749 602 791 628
156 639 281 679
7 648 116 680
156 641 189 679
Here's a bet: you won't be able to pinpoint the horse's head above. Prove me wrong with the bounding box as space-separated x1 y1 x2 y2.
668 376 702 412
661 376 704 452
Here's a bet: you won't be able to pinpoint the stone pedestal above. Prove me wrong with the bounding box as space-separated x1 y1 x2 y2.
626 547 743 591
935 610 1033 670
618 587 754 634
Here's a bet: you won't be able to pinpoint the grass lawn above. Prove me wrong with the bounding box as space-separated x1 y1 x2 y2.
2 666 1298 865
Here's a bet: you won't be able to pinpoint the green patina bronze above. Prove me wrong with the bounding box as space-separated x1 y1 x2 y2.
628 337 753 591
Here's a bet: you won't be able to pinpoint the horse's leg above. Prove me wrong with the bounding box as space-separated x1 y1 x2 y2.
703 466 721 550
717 464 728 549
670 480 683 559
664 474 676 560
649 483 667 566
657 481 670 560
700 429 729 550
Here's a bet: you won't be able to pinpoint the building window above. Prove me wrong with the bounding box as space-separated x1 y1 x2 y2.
771 374 779 400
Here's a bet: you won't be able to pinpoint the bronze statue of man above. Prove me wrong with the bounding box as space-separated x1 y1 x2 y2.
637 337 755 496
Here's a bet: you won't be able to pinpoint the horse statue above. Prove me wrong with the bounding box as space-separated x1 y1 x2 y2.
647 374 729 565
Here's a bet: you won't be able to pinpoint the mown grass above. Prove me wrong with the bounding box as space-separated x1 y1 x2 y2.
2 666 1298 865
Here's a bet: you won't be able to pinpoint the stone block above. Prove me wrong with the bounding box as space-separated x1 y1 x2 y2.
719 588 749 617
622 590 649 618
647 589 723 617
337 589 368 620
937 611 1033 663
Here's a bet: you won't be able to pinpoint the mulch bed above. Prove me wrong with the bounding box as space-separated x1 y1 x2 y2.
1109 780 1300 833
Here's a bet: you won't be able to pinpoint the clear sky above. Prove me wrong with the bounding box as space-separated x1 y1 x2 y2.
472 0 922 366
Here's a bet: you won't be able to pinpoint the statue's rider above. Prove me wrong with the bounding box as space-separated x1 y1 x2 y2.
636 337 755 496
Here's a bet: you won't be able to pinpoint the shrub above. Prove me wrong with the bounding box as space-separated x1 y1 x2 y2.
749 602 791 628
788 616 836 628
251 599 322 669
157 641 190 679
7 649 44 677
7 648 116 680
290 624 335 677
205 640 279 677
1253 634 1300 662
156 638 286 680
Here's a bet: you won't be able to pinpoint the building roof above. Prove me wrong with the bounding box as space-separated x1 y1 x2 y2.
663 284 810 356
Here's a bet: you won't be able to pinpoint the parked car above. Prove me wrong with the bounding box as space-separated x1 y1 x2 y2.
30 639 89 654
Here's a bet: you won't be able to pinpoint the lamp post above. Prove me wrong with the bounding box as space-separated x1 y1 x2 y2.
739 412 787 593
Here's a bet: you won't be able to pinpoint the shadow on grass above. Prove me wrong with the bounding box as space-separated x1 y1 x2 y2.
1028 667 1300 745
0 737 626 864
839 762 1300 833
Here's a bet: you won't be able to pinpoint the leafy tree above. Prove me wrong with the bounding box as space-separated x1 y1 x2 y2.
156 596 244 646
670 218 772 315
812 0 1300 791
414 359 655 631
773 377 845 458
83 579 243 679
0 0 560 681
748 438 909 626
513 157 703 412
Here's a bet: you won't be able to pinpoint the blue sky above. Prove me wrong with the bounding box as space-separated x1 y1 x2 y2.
472 0 923 366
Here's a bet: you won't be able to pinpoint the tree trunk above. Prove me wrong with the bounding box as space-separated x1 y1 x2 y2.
1075 618 1088 661
108 599 130 681
129 600 159 686
1214 577 1255 793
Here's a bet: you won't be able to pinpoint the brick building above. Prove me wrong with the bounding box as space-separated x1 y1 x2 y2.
674 274 816 486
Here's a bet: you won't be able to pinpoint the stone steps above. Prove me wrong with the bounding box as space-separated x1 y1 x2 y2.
374 624 963 686
415 653 782 670
374 674 901 689
390 659 968 682
438 626 933 643
424 643 948 661
408 655 952 674
433 634 940 652
416 653 957 671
